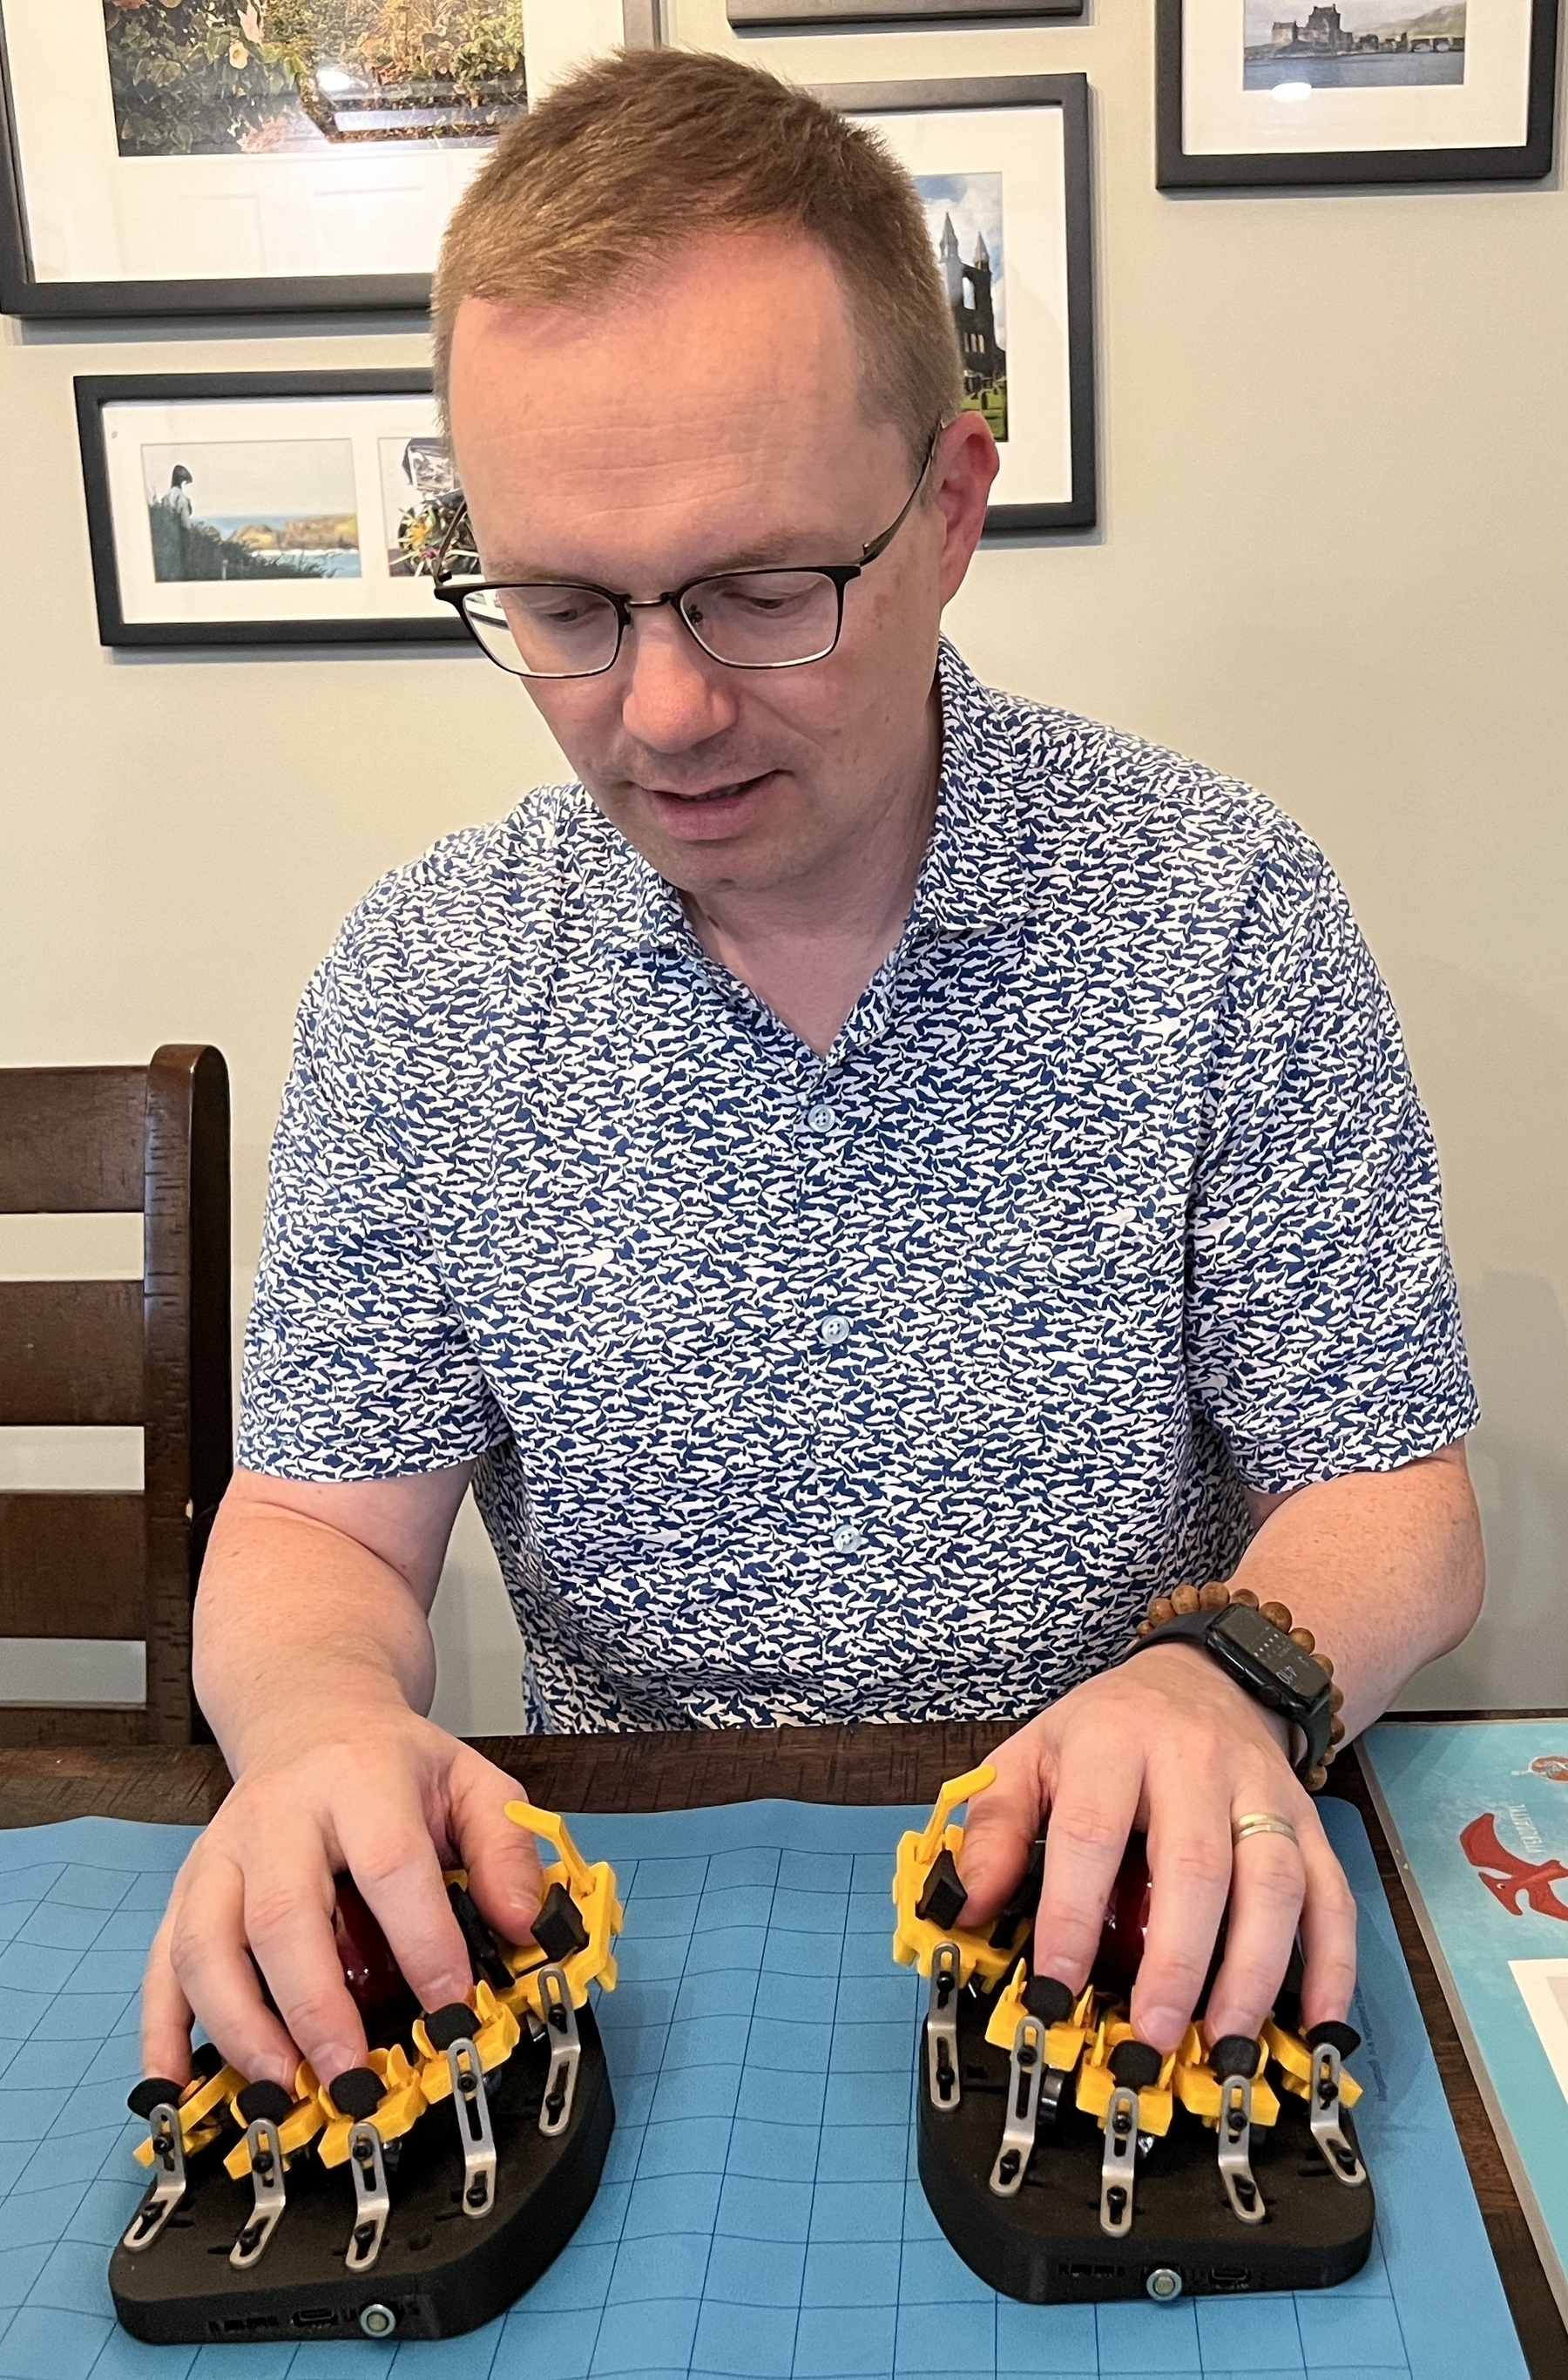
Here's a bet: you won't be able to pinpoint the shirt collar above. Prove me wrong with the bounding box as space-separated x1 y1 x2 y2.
580 636 1036 959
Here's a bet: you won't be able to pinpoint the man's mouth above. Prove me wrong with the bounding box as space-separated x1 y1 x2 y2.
647 773 772 805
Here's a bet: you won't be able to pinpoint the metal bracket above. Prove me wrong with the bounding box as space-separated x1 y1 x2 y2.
344 2122 390 2273
537 1963 582 2138
925 1942 962 2112
1308 2041 1367 2187
1098 2082 1139 2236
1217 2076 1265 2222
989 2014 1045 2197
447 2037 497 2217
229 2118 287 2268
120 2101 186 2253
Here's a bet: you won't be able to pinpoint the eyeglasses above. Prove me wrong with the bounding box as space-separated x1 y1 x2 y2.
431 428 940 680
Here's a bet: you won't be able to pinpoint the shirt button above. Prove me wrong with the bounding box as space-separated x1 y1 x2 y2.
807 1103 835 1133
819 1314 851 1345
832 1521 863 1552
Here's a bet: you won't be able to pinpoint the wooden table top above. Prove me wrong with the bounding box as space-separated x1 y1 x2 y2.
3 1719 1562 2377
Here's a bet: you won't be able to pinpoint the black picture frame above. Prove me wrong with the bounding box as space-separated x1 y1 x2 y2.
732 2 1084 24
1156 0 1560 191
0 5 503 320
76 369 470 651
814 75 1097 536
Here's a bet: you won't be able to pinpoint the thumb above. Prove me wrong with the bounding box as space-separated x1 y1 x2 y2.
445 1748 544 1948
955 1758 1043 1925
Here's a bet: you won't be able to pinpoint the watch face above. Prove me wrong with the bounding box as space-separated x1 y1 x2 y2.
1213 1603 1328 1705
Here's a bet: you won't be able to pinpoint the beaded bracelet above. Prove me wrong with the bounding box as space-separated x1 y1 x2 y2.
1135 1579 1347 1791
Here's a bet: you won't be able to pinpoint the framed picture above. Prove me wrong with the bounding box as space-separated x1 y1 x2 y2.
76 371 473 649
816 75 1096 535
0 0 532 318
1157 0 1560 189
732 3 1083 24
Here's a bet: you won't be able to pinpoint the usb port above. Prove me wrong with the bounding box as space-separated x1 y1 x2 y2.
292 2310 336 2329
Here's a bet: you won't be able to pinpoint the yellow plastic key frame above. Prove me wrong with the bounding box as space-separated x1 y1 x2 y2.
498 1800 623 2022
413 1980 522 2099
132 2059 247 2167
1262 2019 1363 2110
314 2044 429 2170
1170 2025 1280 2129
1075 2013 1176 2139
983 1960 1098 2081
224 2067 327 2180
891 1764 1018 1989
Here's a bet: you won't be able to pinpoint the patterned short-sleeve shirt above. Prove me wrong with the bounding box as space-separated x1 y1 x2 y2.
240 642 1477 1732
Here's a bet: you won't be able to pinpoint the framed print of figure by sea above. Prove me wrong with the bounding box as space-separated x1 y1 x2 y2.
1158 0 1559 188
817 76 1095 535
0 0 529 317
731 3 1083 25
76 371 475 648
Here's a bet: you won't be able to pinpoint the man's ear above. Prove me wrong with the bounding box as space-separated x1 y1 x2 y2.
933 413 1000 605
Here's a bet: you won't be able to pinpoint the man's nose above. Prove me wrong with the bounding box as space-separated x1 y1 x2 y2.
618 605 739 754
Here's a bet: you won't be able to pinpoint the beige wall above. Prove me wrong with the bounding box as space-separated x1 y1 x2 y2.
3 0 1565 1728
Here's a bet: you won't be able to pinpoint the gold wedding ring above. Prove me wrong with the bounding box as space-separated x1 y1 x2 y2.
1232 1812 1300 1848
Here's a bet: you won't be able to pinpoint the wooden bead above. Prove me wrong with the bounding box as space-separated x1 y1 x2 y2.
1199 1581 1231 1610
1305 1763 1328 1792
1229 1586 1260 1609
1315 1653 1334 1679
1288 1627 1316 1653
1146 1597 1176 1627
1329 1715 1346 1746
1260 1599 1293 1633
1171 1585 1202 1616
1329 1684 1344 1713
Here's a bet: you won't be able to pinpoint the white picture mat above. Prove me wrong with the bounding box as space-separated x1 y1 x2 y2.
1511 1958 1568 2108
1183 0 1533 156
102 395 453 625
3 0 521 283
859 105 1072 509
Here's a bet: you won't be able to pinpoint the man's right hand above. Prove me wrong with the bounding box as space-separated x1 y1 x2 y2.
141 1709 543 2092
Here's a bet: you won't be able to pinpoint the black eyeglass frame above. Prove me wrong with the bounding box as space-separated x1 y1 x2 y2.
430 425 942 679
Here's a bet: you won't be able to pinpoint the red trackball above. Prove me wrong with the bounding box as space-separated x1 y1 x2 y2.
331 1874 405 2016
1092 1834 1152 1998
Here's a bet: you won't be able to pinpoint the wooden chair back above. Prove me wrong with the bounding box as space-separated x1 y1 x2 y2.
0 1046 231 1745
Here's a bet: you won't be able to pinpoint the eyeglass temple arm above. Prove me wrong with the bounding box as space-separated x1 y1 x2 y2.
857 425 943 567
431 497 476 585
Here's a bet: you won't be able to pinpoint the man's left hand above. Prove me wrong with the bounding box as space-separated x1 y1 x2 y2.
956 1642 1358 2053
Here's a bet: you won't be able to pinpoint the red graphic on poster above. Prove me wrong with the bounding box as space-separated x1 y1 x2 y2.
1529 1755 1568 1784
1459 1812 1568 1920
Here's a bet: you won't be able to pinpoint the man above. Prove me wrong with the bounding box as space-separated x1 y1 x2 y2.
144 48 1483 2106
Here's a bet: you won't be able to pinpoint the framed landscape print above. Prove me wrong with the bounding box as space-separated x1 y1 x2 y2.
0 0 529 317
1158 0 1560 188
732 3 1083 25
817 75 1096 535
76 371 473 647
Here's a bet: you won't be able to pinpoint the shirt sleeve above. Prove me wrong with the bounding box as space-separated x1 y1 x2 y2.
238 924 508 1483
1186 829 1478 1492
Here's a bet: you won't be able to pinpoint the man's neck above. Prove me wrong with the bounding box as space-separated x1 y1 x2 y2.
679 695 942 1058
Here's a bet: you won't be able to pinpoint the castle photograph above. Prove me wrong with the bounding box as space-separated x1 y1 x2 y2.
1244 2 1468 88
915 172 1009 442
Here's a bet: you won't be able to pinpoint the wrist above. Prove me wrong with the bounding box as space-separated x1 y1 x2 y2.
1129 1640 1293 1757
216 1675 425 1780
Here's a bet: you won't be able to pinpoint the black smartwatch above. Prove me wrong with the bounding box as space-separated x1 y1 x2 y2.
1122 1600 1334 1786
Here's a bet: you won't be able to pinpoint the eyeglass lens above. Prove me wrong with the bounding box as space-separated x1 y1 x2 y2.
461 569 844 678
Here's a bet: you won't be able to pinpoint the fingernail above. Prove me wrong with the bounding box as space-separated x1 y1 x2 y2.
1139 2006 1185 2051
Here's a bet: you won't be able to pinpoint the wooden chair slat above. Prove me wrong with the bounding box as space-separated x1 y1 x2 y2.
0 1493 144 1638
0 1280 144 1424
0 1706 146 1748
0 1069 146 1213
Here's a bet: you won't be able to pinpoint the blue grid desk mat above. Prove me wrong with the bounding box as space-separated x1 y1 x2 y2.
0 1795 1526 2380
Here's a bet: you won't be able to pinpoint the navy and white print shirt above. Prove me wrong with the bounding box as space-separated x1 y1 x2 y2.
240 642 1477 1733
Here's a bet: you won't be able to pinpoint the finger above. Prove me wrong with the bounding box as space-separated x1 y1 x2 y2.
241 1831 368 2088
955 1747 1044 1924
1202 1827 1308 2045
1031 1755 1143 1997
1296 1825 1359 2033
140 1910 195 2086
336 1796 473 2021
1131 1808 1233 2054
447 1749 544 1944
165 1853 304 2088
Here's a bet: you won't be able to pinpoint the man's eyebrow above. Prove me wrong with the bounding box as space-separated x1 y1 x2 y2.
480 531 841 585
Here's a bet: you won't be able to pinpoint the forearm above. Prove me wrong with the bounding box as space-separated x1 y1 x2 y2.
1229 1444 1484 1741
193 1496 439 1775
